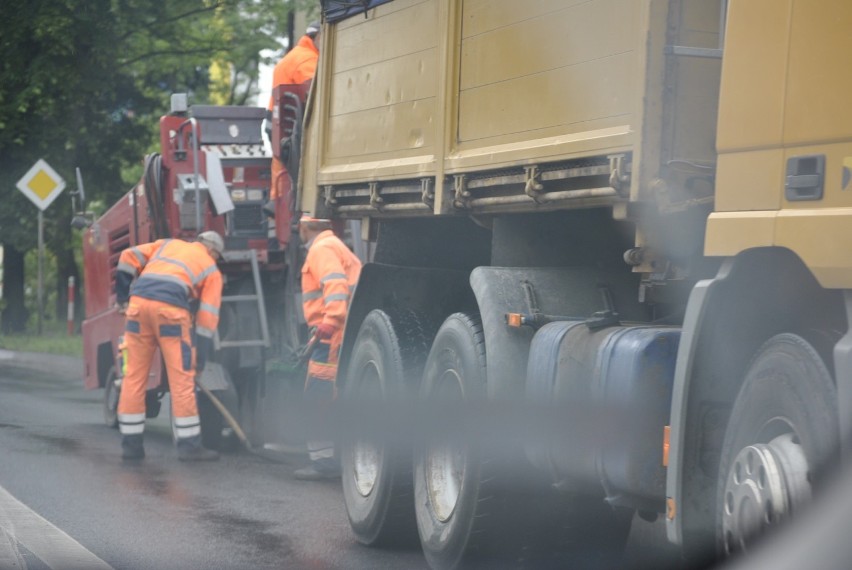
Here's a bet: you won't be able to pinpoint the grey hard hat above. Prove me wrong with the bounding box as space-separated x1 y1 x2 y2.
197 231 225 256
306 21 321 35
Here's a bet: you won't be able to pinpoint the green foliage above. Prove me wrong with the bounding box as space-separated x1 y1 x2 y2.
24 247 58 328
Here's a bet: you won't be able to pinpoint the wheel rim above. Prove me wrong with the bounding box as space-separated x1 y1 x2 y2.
352 360 383 498
353 440 381 497
722 432 810 554
426 369 465 523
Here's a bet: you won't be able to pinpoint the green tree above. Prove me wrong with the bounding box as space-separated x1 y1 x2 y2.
0 0 313 333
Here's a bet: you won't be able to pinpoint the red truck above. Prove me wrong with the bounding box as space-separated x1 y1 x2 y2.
80 91 310 448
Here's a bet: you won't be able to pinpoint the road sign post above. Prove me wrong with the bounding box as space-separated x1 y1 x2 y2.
16 159 66 335
38 211 44 334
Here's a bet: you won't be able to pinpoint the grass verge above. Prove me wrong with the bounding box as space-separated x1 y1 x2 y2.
0 331 83 357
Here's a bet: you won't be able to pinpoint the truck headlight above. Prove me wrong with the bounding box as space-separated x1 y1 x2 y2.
230 189 246 201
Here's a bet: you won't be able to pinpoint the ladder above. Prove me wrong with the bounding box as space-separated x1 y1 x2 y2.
216 250 271 349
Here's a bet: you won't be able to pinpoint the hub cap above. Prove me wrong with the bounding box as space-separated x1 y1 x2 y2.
722 433 810 554
351 361 383 497
426 369 465 523
353 440 381 497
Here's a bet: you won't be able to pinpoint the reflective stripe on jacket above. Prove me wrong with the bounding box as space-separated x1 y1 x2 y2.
301 230 361 330
116 239 223 337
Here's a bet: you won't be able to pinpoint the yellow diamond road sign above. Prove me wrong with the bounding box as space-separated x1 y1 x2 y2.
16 158 66 211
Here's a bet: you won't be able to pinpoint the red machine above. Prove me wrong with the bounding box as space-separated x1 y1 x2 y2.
81 93 307 448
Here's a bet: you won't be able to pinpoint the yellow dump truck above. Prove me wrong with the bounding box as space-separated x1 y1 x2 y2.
292 0 852 566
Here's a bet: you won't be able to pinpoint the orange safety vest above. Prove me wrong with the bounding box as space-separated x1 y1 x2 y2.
266 35 319 112
117 239 222 338
301 230 361 331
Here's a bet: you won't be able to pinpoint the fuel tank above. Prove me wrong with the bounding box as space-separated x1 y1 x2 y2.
525 321 680 512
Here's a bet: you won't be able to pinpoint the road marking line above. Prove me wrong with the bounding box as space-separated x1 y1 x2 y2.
0 525 26 569
0 484 113 570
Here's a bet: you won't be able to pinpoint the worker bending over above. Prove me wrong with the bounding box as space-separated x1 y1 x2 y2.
296 215 361 480
114 231 224 461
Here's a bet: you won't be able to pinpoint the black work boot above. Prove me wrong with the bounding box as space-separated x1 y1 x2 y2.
121 434 145 461
177 435 219 462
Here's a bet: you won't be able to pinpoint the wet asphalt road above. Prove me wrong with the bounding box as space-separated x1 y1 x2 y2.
0 350 429 570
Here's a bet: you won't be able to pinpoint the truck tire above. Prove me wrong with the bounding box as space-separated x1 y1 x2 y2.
199 367 240 451
414 312 505 569
341 308 432 547
170 370 239 451
414 312 628 568
103 366 120 428
716 333 838 557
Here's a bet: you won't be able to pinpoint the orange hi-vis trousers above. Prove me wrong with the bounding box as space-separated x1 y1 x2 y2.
117 297 200 440
306 329 343 382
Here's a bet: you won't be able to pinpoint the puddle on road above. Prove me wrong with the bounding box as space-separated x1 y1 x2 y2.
24 432 83 453
113 463 194 507
191 498 299 565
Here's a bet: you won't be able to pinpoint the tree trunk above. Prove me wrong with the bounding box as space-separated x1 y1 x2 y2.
1 244 28 334
55 245 80 333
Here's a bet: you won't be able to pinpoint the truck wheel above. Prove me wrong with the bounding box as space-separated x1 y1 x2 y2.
199 368 240 452
341 308 432 547
414 312 502 569
170 370 239 451
716 333 838 556
103 366 120 428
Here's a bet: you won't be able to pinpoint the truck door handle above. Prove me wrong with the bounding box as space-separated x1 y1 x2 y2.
785 155 825 201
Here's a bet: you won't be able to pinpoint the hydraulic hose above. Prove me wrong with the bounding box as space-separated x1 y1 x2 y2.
143 153 170 238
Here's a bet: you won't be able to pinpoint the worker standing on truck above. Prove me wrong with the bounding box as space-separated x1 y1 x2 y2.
265 20 321 211
114 232 225 462
295 214 361 480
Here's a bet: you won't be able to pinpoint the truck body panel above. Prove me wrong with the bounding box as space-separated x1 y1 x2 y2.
303 0 722 228
708 0 852 287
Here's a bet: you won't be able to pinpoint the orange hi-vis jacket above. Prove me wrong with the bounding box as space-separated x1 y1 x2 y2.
301 230 361 331
266 35 319 112
117 239 222 339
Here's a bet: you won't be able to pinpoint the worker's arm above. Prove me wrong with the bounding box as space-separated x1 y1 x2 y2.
315 245 350 336
115 240 166 305
195 266 223 371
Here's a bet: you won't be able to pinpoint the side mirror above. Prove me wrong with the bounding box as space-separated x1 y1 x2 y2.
70 167 92 229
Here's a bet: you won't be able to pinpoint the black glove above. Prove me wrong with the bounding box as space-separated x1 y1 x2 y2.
115 271 134 305
196 335 213 372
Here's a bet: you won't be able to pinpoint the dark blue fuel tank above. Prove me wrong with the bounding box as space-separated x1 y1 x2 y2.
525 321 680 512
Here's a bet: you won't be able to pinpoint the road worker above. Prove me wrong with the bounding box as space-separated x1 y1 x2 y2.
114 231 225 461
295 214 361 480
264 21 321 214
